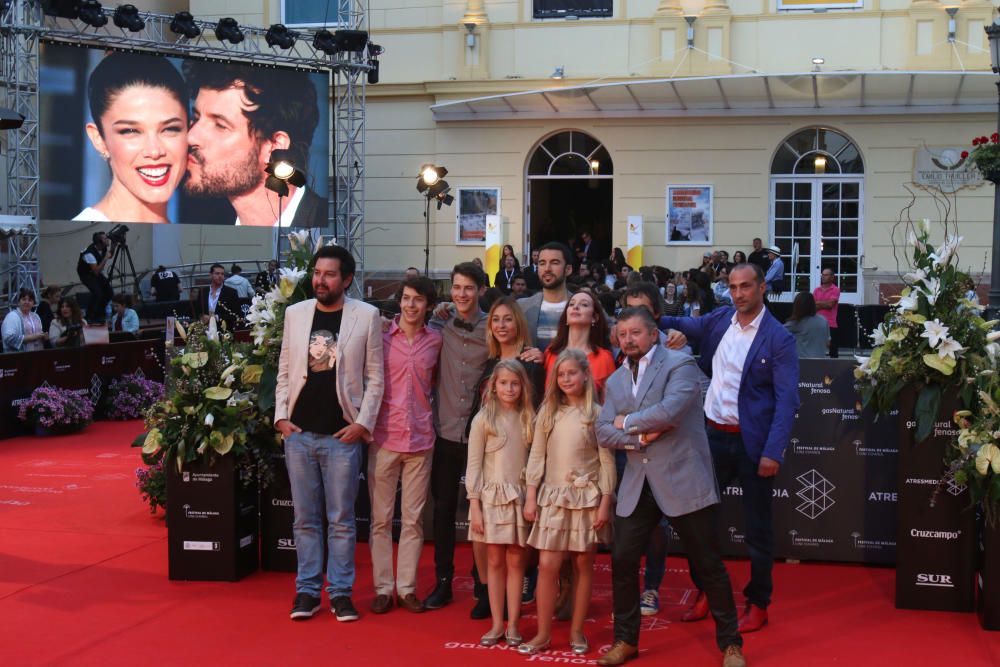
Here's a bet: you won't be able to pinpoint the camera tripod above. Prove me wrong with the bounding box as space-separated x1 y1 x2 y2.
106 238 143 307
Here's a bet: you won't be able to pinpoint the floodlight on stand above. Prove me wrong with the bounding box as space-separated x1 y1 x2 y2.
113 4 144 32
550 66 564 80
266 24 298 49
313 29 337 55
78 0 107 28
170 11 201 38
214 17 244 44
265 149 306 188
418 164 447 191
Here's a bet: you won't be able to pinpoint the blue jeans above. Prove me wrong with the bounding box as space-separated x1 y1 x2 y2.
691 427 775 608
285 431 363 598
614 450 670 592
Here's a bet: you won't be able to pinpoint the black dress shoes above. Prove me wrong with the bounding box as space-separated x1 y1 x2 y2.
424 577 453 610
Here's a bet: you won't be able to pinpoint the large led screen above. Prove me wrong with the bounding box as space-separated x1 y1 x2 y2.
39 43 330 227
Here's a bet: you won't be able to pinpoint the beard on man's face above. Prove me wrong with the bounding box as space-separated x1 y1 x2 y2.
184 144 263 198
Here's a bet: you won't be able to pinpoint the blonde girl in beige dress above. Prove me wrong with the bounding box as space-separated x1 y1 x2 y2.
520 349 616 656
466 359 537 647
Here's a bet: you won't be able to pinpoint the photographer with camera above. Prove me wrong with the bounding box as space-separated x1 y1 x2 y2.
76 231 114 325
49 297 87 348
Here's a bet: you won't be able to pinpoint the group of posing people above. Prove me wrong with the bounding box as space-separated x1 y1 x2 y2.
273 241 800 667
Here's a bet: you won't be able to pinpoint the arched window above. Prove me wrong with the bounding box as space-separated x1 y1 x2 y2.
769 127 864 303
527 130 613 177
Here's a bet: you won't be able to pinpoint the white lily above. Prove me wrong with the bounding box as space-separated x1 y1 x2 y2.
988 343 1000 362
920 218 931 235
920 277 941 305
936 336 965 360
903 267 928 284
870 323 887 347
204 413 215 427
206 316 218 341
855 355 873 375
896 291 919 313
278 267 307 299
907 230 926 252
287 229 310 251
920 319 949 348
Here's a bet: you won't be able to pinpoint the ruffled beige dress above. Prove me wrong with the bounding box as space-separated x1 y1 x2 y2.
526 405 616 552
465 409 530 546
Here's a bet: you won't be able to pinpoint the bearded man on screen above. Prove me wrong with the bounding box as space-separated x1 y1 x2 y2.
182 62 327 227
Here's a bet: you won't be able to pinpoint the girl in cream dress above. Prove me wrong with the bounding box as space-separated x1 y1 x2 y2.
466 359 536 648
520 349 616 657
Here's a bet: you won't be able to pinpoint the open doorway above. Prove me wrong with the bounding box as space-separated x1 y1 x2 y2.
525 130 613 264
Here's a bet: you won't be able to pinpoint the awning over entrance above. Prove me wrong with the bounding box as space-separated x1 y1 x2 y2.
430 71 997 121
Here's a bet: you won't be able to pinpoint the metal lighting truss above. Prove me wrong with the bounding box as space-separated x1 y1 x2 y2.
334 0 368 295
0 0 370 300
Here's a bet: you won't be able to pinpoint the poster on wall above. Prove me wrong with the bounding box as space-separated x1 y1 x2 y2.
455 187 500 245
38 43 330 227
666 185 713 245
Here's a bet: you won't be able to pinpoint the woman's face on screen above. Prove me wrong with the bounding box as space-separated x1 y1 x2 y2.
92 85 188 208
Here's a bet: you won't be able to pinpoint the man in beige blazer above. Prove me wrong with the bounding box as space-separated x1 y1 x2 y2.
275 244 384 623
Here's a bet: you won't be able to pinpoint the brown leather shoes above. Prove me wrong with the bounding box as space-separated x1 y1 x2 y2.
722 644 746 667
397 593 424 613
681 591 709 622
370 594 393 614
737 603 768 633
596 640 638 666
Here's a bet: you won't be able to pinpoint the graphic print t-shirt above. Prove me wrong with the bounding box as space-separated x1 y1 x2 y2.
536 299 567 351
291 308 348 435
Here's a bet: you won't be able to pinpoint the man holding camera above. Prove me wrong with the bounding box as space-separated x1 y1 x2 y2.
76 231 114 325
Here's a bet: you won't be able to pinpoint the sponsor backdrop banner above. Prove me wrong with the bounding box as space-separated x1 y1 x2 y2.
708 358 898 564
894 390 976 611
0 340 163 439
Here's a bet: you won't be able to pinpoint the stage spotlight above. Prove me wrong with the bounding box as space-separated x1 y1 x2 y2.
0 106 24 130
367 42 384 58
42 0 79 19
416 164 447 193
367 58 380 84
313 29 337 55
78 0 108 28
170 11 201 38
113 4 144 32
214 17 244 44
265 149 306 197
265 24 298 49
333 29 369 52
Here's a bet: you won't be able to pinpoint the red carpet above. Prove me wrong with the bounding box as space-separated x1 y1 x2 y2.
2 420 1000 666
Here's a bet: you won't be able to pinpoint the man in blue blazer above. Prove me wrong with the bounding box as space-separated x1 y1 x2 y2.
660 262 799 634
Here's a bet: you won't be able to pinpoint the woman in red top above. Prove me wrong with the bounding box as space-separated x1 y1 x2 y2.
542 289 615 401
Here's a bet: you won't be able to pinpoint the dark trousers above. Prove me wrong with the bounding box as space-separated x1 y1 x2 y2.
691 427 775 608
613 481 741 651
430 437 467 580
615 451 669 591
828 325 840 358
79 271 112 323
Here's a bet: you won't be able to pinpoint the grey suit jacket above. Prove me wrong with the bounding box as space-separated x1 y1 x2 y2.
516 291 545 348
275 297 385 439
596 345 719 518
